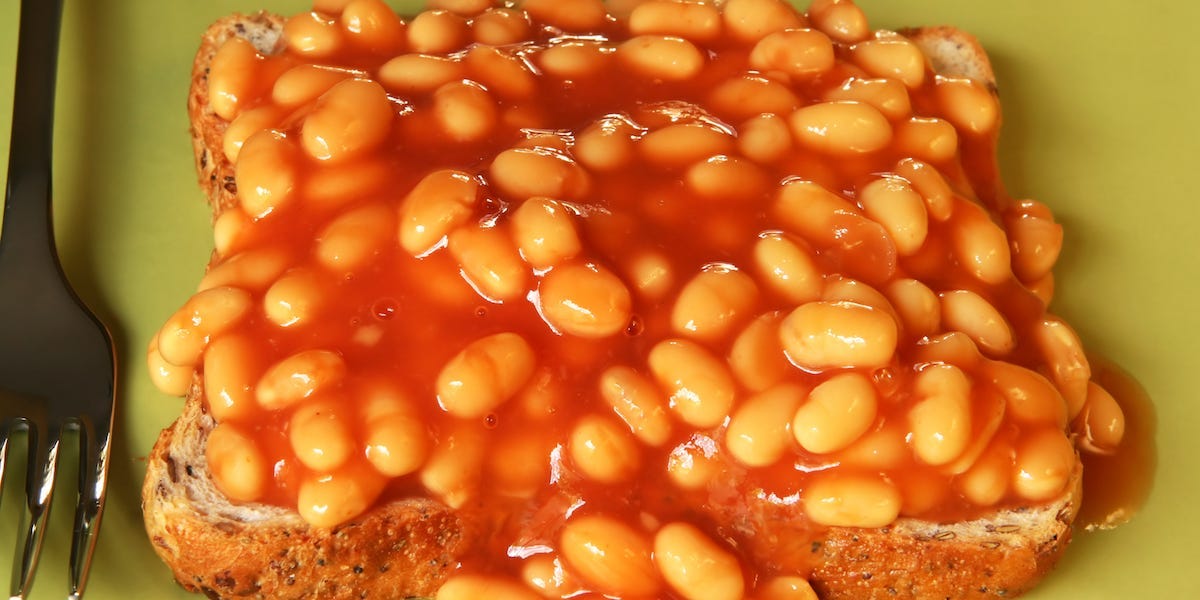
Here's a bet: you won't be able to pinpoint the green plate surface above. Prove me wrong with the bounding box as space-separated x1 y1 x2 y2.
0 1 1196 598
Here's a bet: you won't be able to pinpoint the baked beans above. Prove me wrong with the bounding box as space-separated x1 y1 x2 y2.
559 514 661 597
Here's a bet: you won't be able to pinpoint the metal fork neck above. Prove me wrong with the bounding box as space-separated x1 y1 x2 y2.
1 0 65 259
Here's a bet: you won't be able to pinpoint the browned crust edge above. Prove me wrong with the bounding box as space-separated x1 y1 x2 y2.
143 15 1079 600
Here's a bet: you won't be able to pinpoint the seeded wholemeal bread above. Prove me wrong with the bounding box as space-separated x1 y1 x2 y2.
141 11 1082 600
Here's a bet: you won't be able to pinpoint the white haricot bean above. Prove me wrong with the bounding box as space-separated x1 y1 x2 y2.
884 278 940 337
985 360 1069 427
654 522 745 600
667 434 722 490
1032 317 1091 418
953 199 1013 285
510 197 582 270
256 349 347 410
203 333 261 422
850 36 927 89
727 311 792 392
448 225 529 302
908 364 973 466
157 286 253 367
749 29 835 79
858 176 928 256
617 35 706 81
753 232 822 304
939 289 1015 356
789 101 892 155
539 262 632 338
559 514 661 597
398 169 479 256
419 421 484 508
436 575 541 600
726 384 803 467
629 1 721 42
568 414 641 483
802 472 900 528
436 332 536 418
1012 428 1075 501
672 265 758 342
599 366 673 447
779 300 898 370
792 372 878 454
649 339 736 428
315 203 395 273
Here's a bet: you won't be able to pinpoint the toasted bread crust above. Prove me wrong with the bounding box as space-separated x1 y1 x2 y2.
143 14 1080 600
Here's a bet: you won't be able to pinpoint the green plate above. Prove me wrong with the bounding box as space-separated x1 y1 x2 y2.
1 1 1196 598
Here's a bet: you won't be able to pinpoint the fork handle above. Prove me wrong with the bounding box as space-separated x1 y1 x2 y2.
1 0 65 260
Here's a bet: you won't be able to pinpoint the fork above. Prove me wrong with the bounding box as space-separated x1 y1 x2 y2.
0 0 117 597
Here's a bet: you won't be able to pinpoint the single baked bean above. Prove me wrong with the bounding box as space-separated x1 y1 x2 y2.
617 35 706 81
223 105 287 163
821 276 896 322
672 265 758 341
203 333 262 422
314 0 353 12
936 76 999 135
807 0 868 43
340 0 406 54
437 574 541 600
363 410 430 476
559 514 661 597
753 232 821 304
432 80 498 143
489 147 591 201
779 300 898 370
1006 204 1063 283
398 169 479 256
316 203 395 273
723 0 805 43
802 472 900 528
1078 381 1126 454
569 414 641 483
290 398 354 471
464 45 538 101
708 75 800 122
629 1 721 42
147 336 194 397
912 331 984 371
212 208 249 257
539 40 612 80
894 117 959 164
958 439 1012 506
1027 273 1055 307
837 423 907 470
726 384 803 467
789 101 892 155
297 461 385 527
654 522 745 600
574 115 639 171
406 9 470 54
641 123 735 168
893 157 954 221
728 311 792 392
256 350 346 411
206 423 269 502
471 7 532 45
273 64 360 109
953 200 1012 285
851 36 927 89
859 176 929 256
667 434 721 489
749 29 835 79
198 247 289 293
599 366 673 447
419 421 485 508
1012 428 1075 501
686 156 770 203
985 360 1069 427
158 286 253 367
909 364 972 466
939 289 1015 356
301 78 393 163
262 268 325 329
428 0 492 17
883 278 939 337
824 77 912 120
625 250 674 300
378 53 465 94
538 262 632 337
306 156 391 211
521 554 578 598
284 11 345 58
511 197 582 270
649 339 736 428
522 0 607 31
792 372 877 454
737 113 793 164
236 130 299 219
209 37 265 121
515 367 565 421
753 576 818 600
1032 316 1091 417
436 332 536 418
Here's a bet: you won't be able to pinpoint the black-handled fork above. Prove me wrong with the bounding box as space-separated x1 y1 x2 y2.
0 0 117 597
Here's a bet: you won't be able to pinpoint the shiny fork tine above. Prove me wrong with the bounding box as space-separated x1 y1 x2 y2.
9 421 61 600
67 416 111 600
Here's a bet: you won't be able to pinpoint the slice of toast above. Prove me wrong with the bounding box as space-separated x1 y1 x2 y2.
142 11 1081 600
